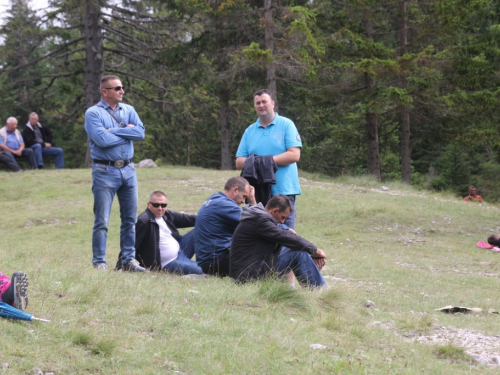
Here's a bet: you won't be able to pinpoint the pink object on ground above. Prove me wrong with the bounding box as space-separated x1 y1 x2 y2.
476 241 500 252
477 241 494 249
0 272 11 302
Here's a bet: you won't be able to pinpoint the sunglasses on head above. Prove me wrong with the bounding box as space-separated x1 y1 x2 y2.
103 86 125 91
149 202 167 208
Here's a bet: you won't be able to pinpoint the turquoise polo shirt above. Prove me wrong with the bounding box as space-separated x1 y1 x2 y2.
236 113 302 196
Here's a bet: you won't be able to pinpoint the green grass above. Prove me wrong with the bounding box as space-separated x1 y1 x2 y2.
1 167 500 374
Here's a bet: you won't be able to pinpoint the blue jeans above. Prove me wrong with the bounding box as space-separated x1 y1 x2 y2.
30 143 64 168
14 148 37 168
91 163 138 266
162 250 204 275
179 230 195 259
277 248 326 288
284 195 296 230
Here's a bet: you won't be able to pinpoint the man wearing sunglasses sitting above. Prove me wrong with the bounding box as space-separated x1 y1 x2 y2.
84 75 146 272
120 191 203 275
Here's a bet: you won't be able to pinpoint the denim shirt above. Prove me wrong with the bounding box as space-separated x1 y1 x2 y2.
84 99 145 161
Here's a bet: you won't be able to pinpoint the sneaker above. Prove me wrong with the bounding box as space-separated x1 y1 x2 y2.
12 272 28 311
122 259 146 273
93 263 108 271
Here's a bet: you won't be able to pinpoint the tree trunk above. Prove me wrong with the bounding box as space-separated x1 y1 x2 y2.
219 85 232 170
363 10 381 180
84 0 104 167
264 0 278 110
365 98 381 179
399 0 411 184
214 4 233 170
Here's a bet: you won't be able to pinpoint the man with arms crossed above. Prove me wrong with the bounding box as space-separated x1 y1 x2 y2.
230 194 326 288
84 75 145 272
194 177 256 276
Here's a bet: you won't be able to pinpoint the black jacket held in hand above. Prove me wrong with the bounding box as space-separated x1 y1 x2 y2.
22 123 54 148
240 154 277 206
135 208 196 270
229 203 317 282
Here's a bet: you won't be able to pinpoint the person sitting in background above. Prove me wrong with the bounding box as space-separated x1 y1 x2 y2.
0 151 23 172
0 117 37 169
22 112 64 169
0 271 28 311
464 185 483 202
120 190 204 275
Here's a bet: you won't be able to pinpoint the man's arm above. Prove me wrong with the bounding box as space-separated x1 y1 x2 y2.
235 156 246 170
109 125 145 141
84 110 129 148
257 216 318 254
169 211 197 229
43 126 53 147
107 107 145 141
22 128 36 148
236 147 300 170
272 147 300 166
134 215 149 251
247 186 257 205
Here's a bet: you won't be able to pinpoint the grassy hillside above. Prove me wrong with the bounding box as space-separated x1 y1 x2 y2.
1 167 500 374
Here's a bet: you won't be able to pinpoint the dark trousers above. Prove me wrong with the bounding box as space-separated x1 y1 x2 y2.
0 151 21 171
200 249 230 277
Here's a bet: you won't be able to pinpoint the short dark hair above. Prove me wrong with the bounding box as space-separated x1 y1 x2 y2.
253 89 273 100
149 190 167 201
100 75 121 89
266 194 293 213
469 185 476 190
488 234 499 246
224 176 249 192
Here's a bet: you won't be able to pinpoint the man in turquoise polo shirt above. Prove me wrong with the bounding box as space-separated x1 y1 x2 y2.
235 89 302 231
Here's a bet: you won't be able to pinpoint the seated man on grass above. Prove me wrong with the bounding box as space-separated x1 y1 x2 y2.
117 190 203 275
194 176 256 276
229 194 327 288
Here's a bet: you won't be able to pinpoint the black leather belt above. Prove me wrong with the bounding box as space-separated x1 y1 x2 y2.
93 159 131 168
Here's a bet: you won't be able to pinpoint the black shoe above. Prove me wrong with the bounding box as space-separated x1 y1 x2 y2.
122 259 146 273
38 165 44 169
12 272 29 311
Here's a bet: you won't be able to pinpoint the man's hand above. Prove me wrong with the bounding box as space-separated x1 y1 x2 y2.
44 142 52 148
126 124 136 127
311 248 326 271
13 149 22 156
247 185 257 205
288 228 297 235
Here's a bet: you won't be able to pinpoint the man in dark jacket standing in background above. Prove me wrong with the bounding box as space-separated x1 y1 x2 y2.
124 190 204 275
230 194 326 288
22 112 64 169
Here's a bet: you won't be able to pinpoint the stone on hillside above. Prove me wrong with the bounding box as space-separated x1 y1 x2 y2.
137 159 158 168
32 369 43 375
1 363 9 369
309 343 327 350
364 300 375 308
381 186 389 191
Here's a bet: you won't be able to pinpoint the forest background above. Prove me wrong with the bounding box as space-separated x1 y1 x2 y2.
1 0 500 200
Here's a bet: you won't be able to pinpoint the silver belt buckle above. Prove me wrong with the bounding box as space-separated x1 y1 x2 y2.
114 160 125 168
